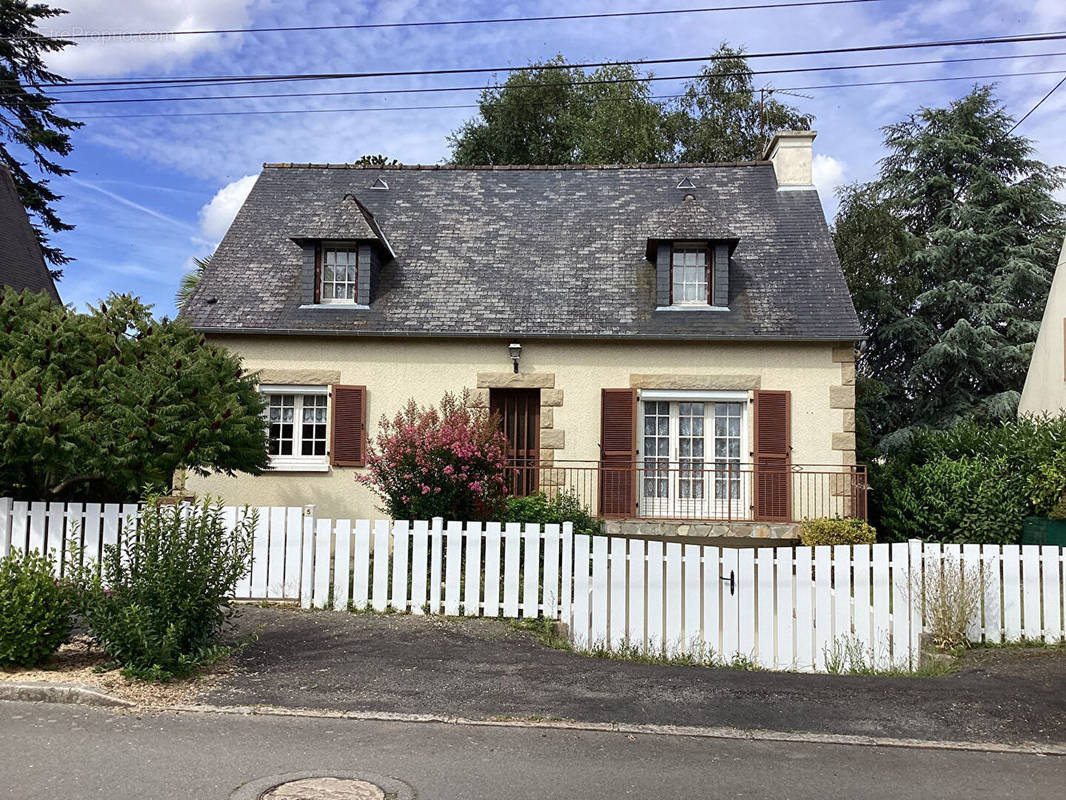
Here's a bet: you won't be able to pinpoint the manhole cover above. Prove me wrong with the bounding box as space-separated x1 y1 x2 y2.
262 777 385 799
229 771 414 800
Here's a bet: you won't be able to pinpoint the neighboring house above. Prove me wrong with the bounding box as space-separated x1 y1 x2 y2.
0 165 60 302
182 131 864 540
1020 235 1066 418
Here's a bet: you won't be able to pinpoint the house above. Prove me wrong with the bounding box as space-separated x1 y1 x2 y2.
0 165 60 302
182 131 864 540
1019 235 1066 417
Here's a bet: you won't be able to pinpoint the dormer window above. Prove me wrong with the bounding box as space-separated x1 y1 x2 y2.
318 244 359 303
671 243 711 305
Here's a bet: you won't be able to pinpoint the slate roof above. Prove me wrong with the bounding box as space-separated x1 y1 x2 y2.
183 163 861 342
0 166 60 302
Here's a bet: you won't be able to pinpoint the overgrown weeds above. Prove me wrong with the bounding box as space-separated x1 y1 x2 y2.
916 555 981 652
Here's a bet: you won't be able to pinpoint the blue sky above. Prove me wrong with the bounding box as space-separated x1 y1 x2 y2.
36 0 1066 315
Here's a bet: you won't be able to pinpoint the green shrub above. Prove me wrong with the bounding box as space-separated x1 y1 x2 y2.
501 490 603 537
72 494 256 680
871 415 1066 544
799 517 876 547
0 549 73 667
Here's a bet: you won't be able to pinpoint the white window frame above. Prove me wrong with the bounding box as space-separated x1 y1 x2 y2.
319 243 359 305
637 390 748 518
670 242 711 307
261 384 330 472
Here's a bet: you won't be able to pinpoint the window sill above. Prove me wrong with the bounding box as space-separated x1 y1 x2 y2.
266 458 331 473
655 305 730 312
299 303 370 310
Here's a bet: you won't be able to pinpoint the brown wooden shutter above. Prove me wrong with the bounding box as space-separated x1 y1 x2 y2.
330 385 366 467
313 244 322 304
753 390 791 522
599 388 637 518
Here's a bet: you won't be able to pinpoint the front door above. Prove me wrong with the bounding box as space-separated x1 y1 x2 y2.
490 388 540 496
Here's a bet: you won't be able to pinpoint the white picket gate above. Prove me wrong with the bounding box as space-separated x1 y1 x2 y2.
1 497 1063 672
567 534 1066 670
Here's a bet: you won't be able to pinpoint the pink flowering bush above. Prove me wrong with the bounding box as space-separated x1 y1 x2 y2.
358 392 510 521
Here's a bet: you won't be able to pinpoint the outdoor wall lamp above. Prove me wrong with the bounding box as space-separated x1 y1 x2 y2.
508 342 522 373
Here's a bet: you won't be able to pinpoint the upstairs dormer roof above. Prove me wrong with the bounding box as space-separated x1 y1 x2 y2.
644 194 739 259
291 192 395 258
182 162 860 342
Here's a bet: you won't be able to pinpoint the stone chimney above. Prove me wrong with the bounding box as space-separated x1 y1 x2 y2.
763 130 817 189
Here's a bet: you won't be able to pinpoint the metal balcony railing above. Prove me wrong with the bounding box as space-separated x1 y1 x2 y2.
503 459 868 522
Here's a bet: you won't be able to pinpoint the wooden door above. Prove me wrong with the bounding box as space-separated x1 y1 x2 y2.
490 388 540 496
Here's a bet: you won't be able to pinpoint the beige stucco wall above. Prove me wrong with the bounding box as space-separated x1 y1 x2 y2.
186 335 855 519
1020 236 1066 417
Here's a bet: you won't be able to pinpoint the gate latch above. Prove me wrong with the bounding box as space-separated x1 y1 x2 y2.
720 569 735 597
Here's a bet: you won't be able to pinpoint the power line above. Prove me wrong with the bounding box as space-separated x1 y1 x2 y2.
26 0 881 40
34 29 1066 89
38 49 1066 103
74 68 1066 120
1007 74 1066 133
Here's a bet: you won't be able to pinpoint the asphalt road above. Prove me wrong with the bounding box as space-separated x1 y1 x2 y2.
1 702 1062 800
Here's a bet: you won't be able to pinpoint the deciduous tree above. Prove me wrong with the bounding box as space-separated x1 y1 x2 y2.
449 46 812 166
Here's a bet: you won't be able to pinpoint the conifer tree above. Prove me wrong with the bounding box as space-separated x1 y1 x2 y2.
835 87 1066 450
0 2 81 270
0 290 269 500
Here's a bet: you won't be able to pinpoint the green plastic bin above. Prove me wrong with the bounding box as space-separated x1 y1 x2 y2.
1021 517 1066 547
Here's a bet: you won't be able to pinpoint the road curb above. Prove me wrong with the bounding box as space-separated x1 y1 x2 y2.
5 683 1063 757
0 681 134 708
166 702 1066 757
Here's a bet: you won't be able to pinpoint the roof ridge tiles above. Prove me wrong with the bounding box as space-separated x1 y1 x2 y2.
262 161 771 170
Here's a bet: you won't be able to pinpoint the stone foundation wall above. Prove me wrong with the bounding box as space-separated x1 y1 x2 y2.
603 518 800 541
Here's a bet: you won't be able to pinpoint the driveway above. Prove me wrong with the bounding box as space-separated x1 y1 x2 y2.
203 606 1066 745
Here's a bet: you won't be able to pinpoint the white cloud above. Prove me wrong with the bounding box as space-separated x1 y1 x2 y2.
198 174 257 242
45 0 254 76
812 153 846 199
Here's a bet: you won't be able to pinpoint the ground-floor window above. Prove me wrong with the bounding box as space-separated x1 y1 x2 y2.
261 385 330 471
639 392 746 517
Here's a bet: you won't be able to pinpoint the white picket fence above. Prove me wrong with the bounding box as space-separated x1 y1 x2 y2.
2 498 1064 672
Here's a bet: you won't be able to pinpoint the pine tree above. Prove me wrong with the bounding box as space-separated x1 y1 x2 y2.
835 87 1066 450
0 2 81 271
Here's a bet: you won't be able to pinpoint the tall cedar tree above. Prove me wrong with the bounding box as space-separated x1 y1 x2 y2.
449 45 810 165
0 2 80 271
0 290 269 501
834 87 1066 451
